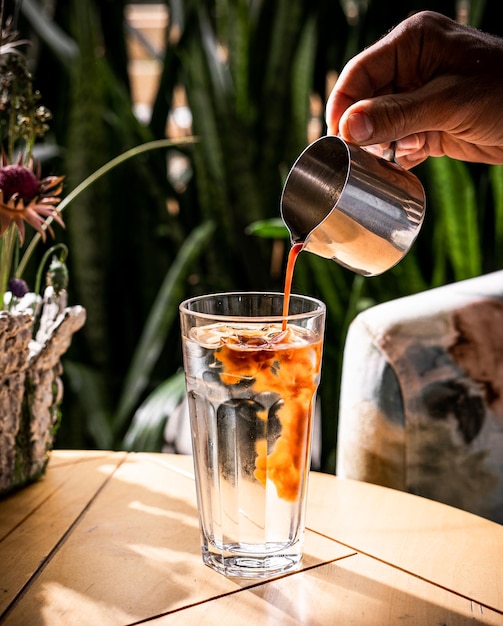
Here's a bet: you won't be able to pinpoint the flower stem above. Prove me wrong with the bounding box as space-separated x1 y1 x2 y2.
34 243 68 295
15 136 198 278
0 223 18 307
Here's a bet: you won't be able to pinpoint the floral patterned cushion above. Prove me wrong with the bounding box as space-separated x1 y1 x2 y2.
337 271 503 524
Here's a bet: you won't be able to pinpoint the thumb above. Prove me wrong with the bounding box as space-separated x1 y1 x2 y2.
339 93 428 145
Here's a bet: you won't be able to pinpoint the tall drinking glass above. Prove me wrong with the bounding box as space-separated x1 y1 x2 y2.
179 292 325 578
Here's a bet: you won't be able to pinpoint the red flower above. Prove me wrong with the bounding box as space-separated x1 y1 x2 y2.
0 158 65 244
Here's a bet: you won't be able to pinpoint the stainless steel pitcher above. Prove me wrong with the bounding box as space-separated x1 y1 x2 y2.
280 136 425 276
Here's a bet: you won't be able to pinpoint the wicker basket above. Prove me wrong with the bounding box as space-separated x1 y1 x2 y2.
0 303 86 495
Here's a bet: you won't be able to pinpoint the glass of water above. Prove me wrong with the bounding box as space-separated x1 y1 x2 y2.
179 292 325 578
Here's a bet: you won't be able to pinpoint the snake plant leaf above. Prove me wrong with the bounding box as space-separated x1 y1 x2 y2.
427 156 482 280
290 15 317 147
225 0 252 121
490 165 503 268
245 218 290 239
388 251 428 295
21 0 79 66
303 253 348 321
122 370 186 452
113 220 215 436
258 0 308 177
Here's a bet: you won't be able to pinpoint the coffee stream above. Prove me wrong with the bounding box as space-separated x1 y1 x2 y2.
281 242 304 329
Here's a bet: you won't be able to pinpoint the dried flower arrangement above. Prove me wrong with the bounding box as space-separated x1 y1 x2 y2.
0 8 86 493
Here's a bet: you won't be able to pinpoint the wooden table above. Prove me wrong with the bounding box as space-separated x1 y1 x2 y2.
1 451 502 625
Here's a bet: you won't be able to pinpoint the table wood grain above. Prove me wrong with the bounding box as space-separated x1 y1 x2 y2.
1 451 502 625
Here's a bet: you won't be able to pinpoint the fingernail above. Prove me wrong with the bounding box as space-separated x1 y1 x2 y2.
347 112 373 142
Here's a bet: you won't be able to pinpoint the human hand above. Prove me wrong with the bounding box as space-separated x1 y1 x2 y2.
326 11 503 168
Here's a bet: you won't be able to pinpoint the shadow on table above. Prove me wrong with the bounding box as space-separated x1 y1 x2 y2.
242 556 491 625
2 453 234 624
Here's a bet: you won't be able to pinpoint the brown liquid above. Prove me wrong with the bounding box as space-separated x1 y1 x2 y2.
281 242 304 329
211 241 320 502
215 325 322 501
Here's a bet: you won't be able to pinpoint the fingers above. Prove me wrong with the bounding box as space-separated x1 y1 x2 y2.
356 134 429 169
337 94 416 145
341 111 374 143
325 88 355 136
325 11 460 140
325 48 400 137
395 134 430 169
325 13 427 136
325 10 503 166
337 72 464 145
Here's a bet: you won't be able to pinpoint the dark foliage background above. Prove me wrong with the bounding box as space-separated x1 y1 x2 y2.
9 0 503 471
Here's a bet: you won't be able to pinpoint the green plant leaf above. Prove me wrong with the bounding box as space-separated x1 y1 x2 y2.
303 253 350 323
291 15 317 146
427 156 481 280
245 219 290 239
113 219 215 437
122 370 186 452
21 0 79 66
490 164 503 268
